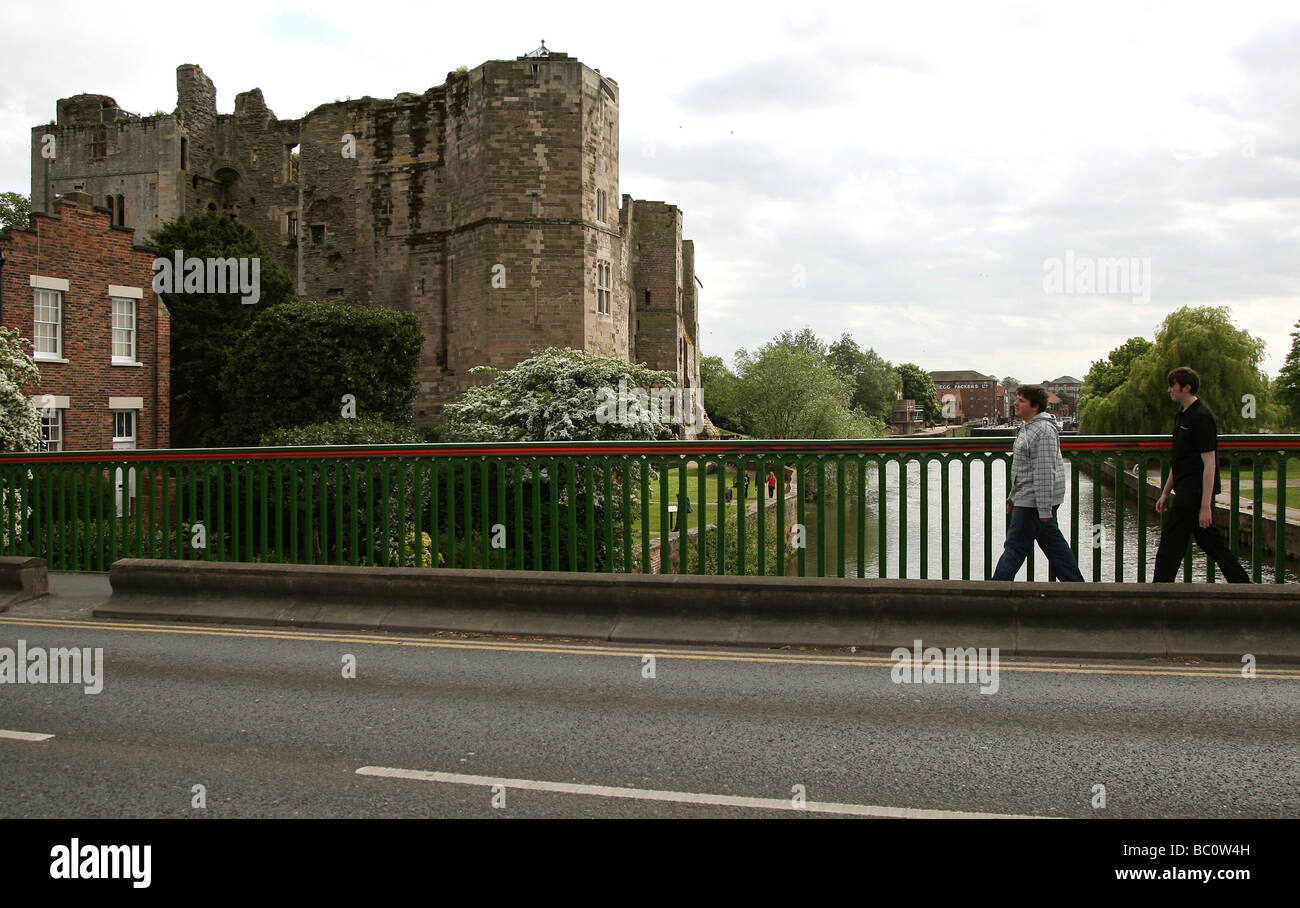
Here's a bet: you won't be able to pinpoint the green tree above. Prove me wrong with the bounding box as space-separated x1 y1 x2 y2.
699 355 746 434
1079 307 1268 435
142 212 294 447
896 363 943 423
222 300 422 446
775 327 826 358
1000 376 1020 388
1275 318 1300 429
1076 336 1153 419
0 192 31 231
826 334 901 421
733 341 882 439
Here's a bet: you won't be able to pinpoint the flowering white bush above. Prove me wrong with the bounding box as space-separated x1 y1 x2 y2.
0 328 40 552
0 327 41 453
442 347 680 442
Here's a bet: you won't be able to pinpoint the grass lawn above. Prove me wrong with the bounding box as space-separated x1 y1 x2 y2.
630 462 778 536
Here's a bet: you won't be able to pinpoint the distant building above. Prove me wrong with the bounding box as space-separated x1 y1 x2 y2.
890 398 926 435
1042 375 1081 413
0 190 170 456
929 370 998 421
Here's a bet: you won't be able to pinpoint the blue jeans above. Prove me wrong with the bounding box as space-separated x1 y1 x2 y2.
992 506 1084 582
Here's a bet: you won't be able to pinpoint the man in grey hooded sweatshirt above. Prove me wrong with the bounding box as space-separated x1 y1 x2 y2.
992 385 1084 582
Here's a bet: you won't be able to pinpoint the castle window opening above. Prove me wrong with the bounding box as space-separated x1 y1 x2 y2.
596 188 606 222
643 289 650 308
180 137 187 170
311 224 325 245
285 144 300 184
90 126 107 159
116 195 125 226
285 210 298 237
597 260 611 314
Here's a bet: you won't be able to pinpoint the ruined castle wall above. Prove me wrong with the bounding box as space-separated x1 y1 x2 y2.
175 64 217 224
31 55 703 427
630 202 683 380
220 89 300 280
31 100 179 241
680 238 700 391
581 67 624 360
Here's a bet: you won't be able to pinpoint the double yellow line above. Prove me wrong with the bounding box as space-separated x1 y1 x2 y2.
0 614 1297 680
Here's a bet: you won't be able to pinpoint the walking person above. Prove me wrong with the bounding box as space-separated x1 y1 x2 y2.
766 470 777 500
992 386 1084 582
1152 367 1251 583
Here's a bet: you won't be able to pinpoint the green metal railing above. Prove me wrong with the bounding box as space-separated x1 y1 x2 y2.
1 436 1296 581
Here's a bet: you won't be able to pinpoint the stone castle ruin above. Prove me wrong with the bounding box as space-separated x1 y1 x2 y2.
31 47 703 428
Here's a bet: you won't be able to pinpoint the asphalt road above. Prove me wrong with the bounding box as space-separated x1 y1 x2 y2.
1 574 1298 819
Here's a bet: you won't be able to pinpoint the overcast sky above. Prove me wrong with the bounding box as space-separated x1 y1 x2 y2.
3 0 1297 383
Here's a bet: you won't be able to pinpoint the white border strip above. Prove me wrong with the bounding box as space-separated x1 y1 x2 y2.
0 729 54 742
356 766 1044 818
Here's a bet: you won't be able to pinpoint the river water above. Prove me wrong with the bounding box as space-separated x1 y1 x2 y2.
795 458 1298 584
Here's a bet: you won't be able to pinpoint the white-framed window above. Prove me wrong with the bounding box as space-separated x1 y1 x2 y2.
34 289 62 357
596 260 612 315
112 410 136 450
596 188 607 222
40 409 63 452
112 297 136 363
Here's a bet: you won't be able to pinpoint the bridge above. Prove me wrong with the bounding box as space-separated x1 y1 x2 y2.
1 436 1295 581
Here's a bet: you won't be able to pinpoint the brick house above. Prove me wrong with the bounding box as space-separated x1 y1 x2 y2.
930 370 999 422
0 190 169 453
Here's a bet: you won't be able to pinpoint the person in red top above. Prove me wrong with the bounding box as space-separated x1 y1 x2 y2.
766 470 777 499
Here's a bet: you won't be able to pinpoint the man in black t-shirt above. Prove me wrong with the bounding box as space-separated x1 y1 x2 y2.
1152 366 1251 582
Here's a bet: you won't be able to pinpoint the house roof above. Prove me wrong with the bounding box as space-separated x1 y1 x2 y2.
929 370 996 382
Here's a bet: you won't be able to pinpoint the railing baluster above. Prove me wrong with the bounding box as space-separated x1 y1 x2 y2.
876 456 887 579
941 455 951 580
1114 455 1125 583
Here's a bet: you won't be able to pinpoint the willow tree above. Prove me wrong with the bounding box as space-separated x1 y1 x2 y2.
1080 307 1268 435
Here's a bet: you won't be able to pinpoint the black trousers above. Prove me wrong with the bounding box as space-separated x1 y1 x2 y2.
1152 487 1251 583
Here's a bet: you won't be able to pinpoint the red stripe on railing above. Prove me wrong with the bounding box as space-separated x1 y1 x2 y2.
1 436 1297 465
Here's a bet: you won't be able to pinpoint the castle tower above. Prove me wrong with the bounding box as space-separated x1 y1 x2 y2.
31 51 701 431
